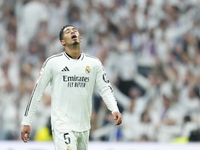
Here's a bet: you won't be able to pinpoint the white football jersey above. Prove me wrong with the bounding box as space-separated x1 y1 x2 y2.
22 52 119 132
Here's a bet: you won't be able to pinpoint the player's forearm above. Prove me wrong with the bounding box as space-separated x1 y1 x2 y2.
22 87 44 125
99 86 119 113
22 78 49 125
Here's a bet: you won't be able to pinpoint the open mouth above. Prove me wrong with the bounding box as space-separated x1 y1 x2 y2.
71 35 77 39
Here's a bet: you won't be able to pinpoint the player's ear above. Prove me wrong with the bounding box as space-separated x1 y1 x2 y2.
80 37 82 42
61 40 65 46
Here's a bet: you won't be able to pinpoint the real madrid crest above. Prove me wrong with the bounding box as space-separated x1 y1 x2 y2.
67 145 71 150
85 66 91 74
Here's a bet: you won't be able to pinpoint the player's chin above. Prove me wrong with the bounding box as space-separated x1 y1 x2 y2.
72 41 79 45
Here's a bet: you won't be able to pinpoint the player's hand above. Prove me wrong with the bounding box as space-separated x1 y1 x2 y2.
21 125 31 143
112 111 122 125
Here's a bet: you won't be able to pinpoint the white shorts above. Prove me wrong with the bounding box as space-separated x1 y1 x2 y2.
52 128 90 150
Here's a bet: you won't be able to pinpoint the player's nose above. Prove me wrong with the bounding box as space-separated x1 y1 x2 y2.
71 30 75 34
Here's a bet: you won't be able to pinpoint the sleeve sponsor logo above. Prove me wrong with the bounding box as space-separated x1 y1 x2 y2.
108 85 114 92
103 73 109 83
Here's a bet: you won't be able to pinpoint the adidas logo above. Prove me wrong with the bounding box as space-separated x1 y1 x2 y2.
62 66 69 71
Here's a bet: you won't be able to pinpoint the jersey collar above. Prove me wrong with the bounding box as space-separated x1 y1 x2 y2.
63 52 84 60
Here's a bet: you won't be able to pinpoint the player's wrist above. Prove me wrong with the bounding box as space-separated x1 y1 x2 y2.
112 110 119 114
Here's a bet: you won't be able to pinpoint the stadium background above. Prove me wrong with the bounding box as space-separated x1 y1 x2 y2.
1 0 200 146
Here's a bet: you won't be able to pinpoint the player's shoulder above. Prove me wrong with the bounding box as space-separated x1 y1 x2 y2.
48 52 63 60
84 53 100 63
43 52 63 67
83 53 103 67
84 53 98 60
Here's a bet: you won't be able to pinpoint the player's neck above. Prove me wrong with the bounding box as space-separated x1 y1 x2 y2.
65 45 81 59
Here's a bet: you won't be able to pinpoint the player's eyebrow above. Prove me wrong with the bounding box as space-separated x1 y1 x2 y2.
64 28 70 32
72 28 77 31
64 27 77 32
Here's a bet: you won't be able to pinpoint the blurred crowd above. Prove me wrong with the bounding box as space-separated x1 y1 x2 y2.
0 0 200 142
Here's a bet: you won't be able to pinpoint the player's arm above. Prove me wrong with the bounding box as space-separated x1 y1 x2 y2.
21 59 53 142
95 60 122 125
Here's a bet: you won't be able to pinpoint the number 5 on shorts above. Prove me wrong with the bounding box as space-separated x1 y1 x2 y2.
63 133 71 145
